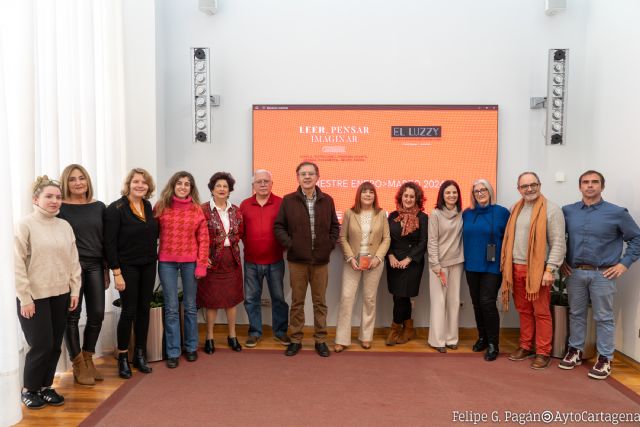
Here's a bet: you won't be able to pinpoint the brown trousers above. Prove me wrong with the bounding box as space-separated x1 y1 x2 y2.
288 262 328 343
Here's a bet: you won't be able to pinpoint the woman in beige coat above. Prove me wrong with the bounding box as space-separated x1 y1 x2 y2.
334 182 390 352
427 180 464 352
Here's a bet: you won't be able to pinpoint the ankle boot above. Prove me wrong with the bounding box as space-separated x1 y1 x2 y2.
397 319 415 344
385 322 403 346
133 348 152 373
118 352 132 379
83 350 103 381
484 343 499 361
72 353 95 385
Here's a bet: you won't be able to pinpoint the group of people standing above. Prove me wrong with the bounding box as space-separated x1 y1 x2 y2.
14 162 639 410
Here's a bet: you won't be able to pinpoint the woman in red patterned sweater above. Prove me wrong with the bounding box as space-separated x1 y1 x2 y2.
155 171 209 368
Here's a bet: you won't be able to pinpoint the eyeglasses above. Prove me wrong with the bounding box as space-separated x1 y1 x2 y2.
298 172 316 177
518 183 540 191
253 180 271 185
473 188 488 195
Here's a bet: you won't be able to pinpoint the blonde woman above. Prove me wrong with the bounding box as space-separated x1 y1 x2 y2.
105 168 159 378
334 182 390 352
59 164 107 385
15 176 80 409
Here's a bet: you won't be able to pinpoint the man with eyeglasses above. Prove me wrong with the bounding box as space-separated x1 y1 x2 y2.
500 172 566 370
559 170 640 379
239 169 290 348
274 162 339 357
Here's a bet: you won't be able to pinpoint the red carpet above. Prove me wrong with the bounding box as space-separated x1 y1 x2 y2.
81 350 640 427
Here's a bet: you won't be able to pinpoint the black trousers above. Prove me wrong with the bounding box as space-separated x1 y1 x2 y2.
392 296 412 324
65 258 105 358
465 271 501 345
117 262 156 351
17 293 69 391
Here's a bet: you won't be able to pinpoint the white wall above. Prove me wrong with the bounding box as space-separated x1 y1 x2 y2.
119 0 639 358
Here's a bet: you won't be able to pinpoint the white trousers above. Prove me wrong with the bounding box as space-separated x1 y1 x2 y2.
427 263 463 347
334 263 385 346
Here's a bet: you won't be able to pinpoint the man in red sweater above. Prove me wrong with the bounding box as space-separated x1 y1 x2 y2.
240 170 290 348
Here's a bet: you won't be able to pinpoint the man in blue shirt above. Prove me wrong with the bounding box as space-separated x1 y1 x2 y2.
560 170 640 379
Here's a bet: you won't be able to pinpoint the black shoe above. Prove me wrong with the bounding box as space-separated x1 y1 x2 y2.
484 343 499 361
315 342 330 357
204 339 215 354
227 336 242 352
185 351 198 362
38 388 64 406
133 348 153 373
118 351 132 379
21 390 46 409
472 337 488 352
285 342 302 356
166 357 179 368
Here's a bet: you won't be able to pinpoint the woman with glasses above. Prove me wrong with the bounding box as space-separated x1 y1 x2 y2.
462 179 510 361
105 168 159 378
427 180 464 353
334 182 390 352
197 172 244 354
155 171 209 368
15 176 81 409
385 181 428 346
58 164 107 385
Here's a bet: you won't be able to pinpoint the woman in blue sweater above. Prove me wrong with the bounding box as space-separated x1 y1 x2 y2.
462 179 509 361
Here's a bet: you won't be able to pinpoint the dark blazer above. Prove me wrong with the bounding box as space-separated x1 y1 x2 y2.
274 186 339 265
386 210 428 297
104 196 158 268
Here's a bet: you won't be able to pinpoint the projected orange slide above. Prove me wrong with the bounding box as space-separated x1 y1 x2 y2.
253 105 498 221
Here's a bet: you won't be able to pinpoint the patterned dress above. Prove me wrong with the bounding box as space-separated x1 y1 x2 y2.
196 202 244 309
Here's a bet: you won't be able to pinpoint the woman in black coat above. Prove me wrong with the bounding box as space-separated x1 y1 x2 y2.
385 182 428 346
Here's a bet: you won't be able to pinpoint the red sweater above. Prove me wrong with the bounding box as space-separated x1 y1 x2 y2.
157 196 209 277
239 193 284 264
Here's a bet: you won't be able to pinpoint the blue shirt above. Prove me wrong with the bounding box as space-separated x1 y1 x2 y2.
563 199 640 268
462 204 510 274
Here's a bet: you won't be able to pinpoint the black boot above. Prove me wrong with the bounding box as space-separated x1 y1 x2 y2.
133 348 153 373
484 343 499 361
118 352 132 379
472 337 488 352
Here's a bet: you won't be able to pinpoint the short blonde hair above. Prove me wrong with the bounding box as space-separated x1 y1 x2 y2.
121 168 155 199
470 179 496 208
60 164 94 201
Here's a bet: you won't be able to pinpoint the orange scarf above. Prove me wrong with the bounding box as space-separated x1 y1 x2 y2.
500 195 547 310
394 205 421 236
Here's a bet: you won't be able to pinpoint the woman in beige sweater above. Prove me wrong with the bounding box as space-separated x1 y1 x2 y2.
427 180 464 352
14 176 81 409
334 182 390 352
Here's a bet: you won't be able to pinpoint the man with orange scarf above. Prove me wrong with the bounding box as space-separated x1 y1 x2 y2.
500 172 566 370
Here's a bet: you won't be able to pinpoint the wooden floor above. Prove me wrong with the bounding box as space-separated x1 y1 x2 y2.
16 326 640 426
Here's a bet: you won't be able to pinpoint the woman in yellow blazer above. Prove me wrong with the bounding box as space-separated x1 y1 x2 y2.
334 182 391 352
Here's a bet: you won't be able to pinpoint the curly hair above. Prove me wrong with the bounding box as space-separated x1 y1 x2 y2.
395 181 424 210
208 171 235 192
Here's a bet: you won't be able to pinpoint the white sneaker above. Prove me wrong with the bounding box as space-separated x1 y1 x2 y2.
588 355 611 380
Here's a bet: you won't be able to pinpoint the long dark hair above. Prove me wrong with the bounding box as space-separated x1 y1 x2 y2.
352 182 381 214
435 180 462 211
155 171 201 217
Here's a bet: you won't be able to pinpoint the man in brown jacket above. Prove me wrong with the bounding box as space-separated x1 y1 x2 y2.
274 162 340 357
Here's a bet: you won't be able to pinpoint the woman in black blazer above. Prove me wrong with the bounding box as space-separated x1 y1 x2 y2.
104 168 159 379
385 181 428 346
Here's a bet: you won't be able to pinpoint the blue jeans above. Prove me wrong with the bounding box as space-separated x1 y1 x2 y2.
243 260 289 338
567 269 616 360
158 262 198 357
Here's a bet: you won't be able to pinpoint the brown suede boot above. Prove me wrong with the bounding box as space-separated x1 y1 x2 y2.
83 350 103 381
72 353 95 385
385 322 403 346
397 319 416 344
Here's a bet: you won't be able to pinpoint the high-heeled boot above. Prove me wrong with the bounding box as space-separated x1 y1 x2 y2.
385 322 403 346
118 352 132 379
397 319 416 344
133 348 153 373
72 353 95 385
83 350 103 381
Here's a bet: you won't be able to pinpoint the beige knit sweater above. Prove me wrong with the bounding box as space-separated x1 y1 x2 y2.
14 205 81 306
